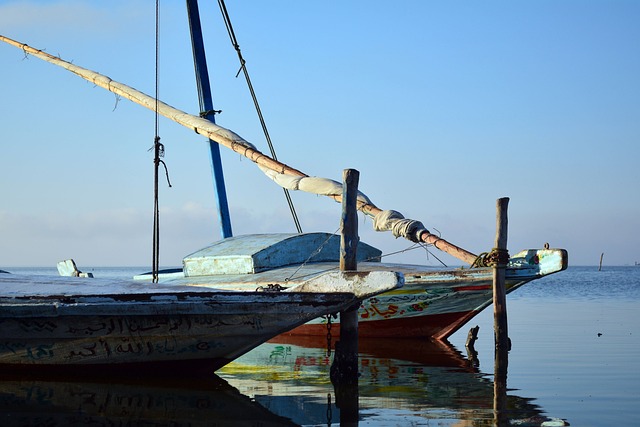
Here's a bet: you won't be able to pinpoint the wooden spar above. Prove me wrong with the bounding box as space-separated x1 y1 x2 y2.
0 34 478 265
0 36 299 176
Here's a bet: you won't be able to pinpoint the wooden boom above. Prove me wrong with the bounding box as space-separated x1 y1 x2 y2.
0 34 479 265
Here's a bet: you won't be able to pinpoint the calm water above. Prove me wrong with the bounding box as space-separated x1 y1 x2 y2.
1 265 639 426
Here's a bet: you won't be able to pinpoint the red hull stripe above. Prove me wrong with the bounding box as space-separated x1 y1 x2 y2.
284 310 479 340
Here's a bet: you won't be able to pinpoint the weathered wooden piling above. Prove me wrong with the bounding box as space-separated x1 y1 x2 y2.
599 253 604 271
340 168 359 273
330 168 361 424
493 197 510 425
465 325 480 350
331 169 360 383
465 325 480 367
493 197 510 349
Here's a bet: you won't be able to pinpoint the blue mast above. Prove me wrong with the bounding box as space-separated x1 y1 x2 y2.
186 0 233 239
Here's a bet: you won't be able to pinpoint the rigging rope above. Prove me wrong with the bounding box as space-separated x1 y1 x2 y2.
282 234 447 283
152 0 160 283
217 0 303 233
151 0 172 282
285 228 340 281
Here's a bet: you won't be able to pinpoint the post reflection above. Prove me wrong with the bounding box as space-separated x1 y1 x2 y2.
494 342 510 426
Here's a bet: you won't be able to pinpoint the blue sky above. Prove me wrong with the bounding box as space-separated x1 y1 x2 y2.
1 0 639 267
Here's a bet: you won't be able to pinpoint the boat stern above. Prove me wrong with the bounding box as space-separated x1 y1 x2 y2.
507 247 568 278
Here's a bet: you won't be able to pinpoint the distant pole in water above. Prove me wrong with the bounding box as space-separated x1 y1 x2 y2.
599 253 604 271
186 0 233 239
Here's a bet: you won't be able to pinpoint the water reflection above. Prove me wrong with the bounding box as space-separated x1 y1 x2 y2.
219 336 566 426
0 374 296 426
0 337 566 426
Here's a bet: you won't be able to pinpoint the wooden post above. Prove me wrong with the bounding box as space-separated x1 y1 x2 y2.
334 168 360 381
340 169 359 272
599 253 604 271
493 197 509 349
465 325 480 367
331 169 360 424
493 197 509 425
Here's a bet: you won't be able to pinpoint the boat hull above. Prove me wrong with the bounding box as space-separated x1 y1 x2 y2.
0 294 356 372
136 236 568 341
0 270 401 373
289 308 483 340
284 248 568 339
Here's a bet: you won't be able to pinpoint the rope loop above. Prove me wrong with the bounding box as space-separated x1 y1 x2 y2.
472 248 510 268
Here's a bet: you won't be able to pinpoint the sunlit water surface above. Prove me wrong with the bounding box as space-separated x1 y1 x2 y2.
1 265 638 426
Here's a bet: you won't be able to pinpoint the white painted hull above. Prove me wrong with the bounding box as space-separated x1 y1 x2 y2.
0 270 401 372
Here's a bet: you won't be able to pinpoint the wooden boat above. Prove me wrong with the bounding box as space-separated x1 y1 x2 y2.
286 248 566 340
0 1 567 348
139 233 566 340
0 265 400 373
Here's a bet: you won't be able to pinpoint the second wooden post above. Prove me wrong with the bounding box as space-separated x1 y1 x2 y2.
493 197 510 347
493 197 510 425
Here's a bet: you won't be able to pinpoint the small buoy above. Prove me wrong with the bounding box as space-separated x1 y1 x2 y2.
597 333 602 337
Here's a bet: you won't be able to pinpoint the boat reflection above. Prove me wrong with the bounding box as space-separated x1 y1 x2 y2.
218 335 566 426
0 337 567 426
0 374 296 426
